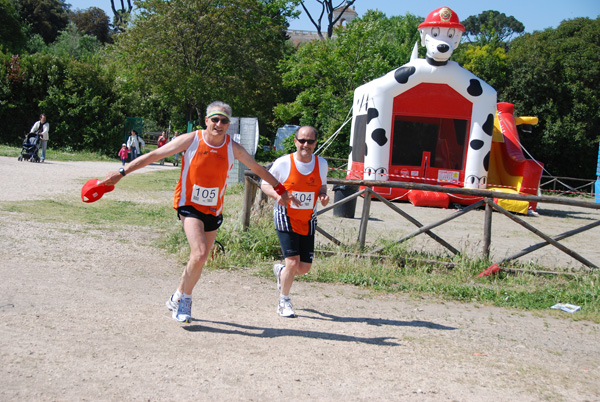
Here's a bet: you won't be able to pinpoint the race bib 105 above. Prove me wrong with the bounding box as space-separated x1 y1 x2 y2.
191 185 218 206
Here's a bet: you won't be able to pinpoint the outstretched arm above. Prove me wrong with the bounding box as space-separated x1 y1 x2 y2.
233 142 299 207
101 132 194 186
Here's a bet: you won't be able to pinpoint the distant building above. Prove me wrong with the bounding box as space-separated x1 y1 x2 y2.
288 3 358 46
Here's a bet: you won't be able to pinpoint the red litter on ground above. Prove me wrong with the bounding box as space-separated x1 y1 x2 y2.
81 179 114 203
477 264 501 277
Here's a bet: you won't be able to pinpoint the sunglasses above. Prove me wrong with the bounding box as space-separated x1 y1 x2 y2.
296 138 316 145
210 116 230 125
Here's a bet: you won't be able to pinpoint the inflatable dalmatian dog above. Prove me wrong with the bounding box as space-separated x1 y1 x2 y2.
350 7 497 189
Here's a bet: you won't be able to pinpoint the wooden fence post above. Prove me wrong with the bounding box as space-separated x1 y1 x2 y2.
483 199 493 258
241 176 256 231
358 187 372 248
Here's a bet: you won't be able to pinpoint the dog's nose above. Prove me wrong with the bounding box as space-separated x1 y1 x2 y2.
437 44 449 53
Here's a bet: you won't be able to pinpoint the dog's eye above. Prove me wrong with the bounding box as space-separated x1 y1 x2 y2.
432 27 440 37
448 28 455 38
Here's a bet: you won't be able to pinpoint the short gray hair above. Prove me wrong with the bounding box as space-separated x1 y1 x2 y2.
206 101 232 117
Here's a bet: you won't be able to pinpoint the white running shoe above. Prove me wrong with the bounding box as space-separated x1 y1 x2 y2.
165 294 178 312
273 263 284 291
173 297 192 323
277 298 296 318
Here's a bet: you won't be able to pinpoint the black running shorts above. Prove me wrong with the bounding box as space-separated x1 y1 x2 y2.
177 205 223 232
276 230 314 263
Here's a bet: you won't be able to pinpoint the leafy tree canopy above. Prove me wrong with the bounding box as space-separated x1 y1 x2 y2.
19 0 70 44
70 7 111 44
108 0 297 129
452 43 509 90
462 10 524 45
275 10 421 158
503 17 600 178
50 23 102 61
0 0 26 53
0 50 125 153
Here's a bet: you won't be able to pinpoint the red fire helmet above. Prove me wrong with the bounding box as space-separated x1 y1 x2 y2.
418 7 465 31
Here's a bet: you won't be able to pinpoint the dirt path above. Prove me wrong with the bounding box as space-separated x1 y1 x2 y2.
0 156 598 401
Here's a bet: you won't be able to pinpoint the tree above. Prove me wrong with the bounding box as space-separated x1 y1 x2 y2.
0 0 26 53
275 11 422 158
70 7 111 44
502 17 600 178
452 43 509 90
300 0 355 40
110 0 133 33
109 0 296 128
19 0 70 44
0 50 126 153
462 10 524 45
50 23 102 60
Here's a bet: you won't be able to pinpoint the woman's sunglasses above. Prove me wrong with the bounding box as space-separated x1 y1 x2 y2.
296 138 316 144
210 117 230 125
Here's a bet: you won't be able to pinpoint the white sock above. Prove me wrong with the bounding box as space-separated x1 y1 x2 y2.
182 293 192 300
172 290 182 301
280 295 290 301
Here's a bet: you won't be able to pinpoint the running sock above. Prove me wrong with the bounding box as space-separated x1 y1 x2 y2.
182 293 192 300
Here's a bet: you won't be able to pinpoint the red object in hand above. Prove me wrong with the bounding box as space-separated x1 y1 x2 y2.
81 179 115 203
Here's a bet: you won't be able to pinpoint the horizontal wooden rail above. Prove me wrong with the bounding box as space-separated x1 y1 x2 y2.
242 171 599 269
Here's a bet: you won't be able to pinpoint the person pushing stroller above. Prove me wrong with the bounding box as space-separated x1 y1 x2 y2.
18 114 47 162
29 114 49 162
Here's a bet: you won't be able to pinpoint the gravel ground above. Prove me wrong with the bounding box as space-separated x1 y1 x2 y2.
0 156 598 401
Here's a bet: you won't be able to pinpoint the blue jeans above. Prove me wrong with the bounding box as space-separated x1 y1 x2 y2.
40 140 47 160
130 147 138 160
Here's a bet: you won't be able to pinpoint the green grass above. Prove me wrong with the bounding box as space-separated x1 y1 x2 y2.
2 147 598 322
0 143 177 163
0 144 116 162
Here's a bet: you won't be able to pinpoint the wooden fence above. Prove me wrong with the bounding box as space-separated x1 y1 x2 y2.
540 175 596 195
242 172 600 270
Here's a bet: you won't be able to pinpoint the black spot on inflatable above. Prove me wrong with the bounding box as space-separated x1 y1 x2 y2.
467 79 483 97
483 151 490 171
470 139 484 150
364 143 368 157
367 108 379 124
394 66 416 84
482 114 494 136
371 129 388 146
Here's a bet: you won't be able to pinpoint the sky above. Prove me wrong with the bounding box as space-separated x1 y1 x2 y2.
68 0 599 34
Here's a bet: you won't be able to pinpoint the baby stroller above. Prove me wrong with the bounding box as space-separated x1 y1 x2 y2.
18 132 41 162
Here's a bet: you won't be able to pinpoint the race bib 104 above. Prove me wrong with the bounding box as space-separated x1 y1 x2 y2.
290 191 315 210
191 185 218 206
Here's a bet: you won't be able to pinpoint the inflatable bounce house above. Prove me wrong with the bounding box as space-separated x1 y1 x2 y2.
345 6 543 213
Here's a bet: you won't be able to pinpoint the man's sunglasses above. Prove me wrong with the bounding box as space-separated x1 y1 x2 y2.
210 117 230 125
296 138 316 145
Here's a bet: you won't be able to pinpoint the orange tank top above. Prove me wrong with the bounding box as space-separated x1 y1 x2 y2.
282 154 322 235
173 130 234 216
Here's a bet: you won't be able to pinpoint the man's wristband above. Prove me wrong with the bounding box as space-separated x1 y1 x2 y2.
119 168 126 176
274 183 286 195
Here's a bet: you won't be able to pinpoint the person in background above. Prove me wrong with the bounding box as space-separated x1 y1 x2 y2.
126 130 144 161
30 113 49 162
171 131 181 166
157 131 168 165
118 143 128 165
261 126 329 318
100 101 298 323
